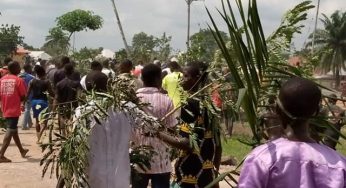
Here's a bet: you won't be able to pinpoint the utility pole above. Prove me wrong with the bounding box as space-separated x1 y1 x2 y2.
311 0 321 55
110 0 131 57
185 0 203 52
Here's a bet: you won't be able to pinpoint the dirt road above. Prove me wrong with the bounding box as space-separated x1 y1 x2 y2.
0 127 57 188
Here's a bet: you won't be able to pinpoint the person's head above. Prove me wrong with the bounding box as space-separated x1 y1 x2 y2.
59 56 70 69
141 64 162 88
34 65 46 78
102 60 110 69
276 77 321 129
190 61 208 85
110 60 117 71
119 59 133 74
153 60 161 67
3 57 12 66
182 64 201 92
168 61 181 72
91 61 103 71
64 63 74 77
86 72 108 92
8 61 21 75
328 94 338 105
23 63 32 74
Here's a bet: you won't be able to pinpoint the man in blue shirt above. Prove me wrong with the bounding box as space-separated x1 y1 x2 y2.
19 64 34 130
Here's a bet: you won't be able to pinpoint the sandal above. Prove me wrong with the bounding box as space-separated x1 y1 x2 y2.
20 149 29 158
0 156 12 163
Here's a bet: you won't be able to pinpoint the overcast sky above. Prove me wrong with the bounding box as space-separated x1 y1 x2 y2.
0 0 345 53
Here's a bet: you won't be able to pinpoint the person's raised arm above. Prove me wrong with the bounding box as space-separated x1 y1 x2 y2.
157 132 192 152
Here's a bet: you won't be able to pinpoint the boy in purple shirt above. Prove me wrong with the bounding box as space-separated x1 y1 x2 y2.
238 77 346 188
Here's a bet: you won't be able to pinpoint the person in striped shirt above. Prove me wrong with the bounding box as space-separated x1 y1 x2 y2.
131 63 177 188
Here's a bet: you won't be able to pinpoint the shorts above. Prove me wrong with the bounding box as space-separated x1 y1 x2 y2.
31 99 48 118
6 117 19 131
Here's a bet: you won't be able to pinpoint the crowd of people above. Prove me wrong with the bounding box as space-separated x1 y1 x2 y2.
0 54 345 188
0 56 223 188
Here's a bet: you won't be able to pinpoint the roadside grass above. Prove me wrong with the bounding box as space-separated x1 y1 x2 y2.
222 126 346 165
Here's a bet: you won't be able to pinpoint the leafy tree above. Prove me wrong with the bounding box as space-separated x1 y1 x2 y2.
309 10 346 88
131 32 173 63
56 9 103 40
41 27 69 56
154 32 172 61
131 32 156 63
115 48 128 62
188 29 228 62
72 47 103 62
72 47 104 75
0 24 24 57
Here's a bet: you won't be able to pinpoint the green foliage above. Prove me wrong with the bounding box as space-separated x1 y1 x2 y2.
131 32 156 63
42 27 69 56
72 47 103 62
56 9 103 39
154 32 172 61
206 1 315 185
308 10 346 88
131 32 172 63
0 24 24 57
41 77 163 187
188 29 228 62
268 1 314 45
115 48 129 62
207 1 346 186
72 47 104 75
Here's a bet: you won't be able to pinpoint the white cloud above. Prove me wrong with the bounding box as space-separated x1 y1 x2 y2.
0 0 345 54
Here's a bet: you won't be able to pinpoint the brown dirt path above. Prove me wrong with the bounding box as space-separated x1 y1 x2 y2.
0 117 56 188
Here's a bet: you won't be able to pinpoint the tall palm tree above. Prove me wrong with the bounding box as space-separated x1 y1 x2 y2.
312 11 346 88
43 27 70 56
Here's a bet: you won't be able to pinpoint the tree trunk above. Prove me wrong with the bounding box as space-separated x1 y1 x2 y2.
332 50 341 89
336 68 340 89
110 0 131 57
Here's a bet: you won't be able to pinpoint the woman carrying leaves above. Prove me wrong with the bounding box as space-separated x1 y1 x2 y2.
158 63 222 188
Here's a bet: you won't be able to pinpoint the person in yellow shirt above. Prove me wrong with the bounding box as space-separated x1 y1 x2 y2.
162 60 183 108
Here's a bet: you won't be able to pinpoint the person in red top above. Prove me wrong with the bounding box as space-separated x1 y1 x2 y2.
0 61 29 163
